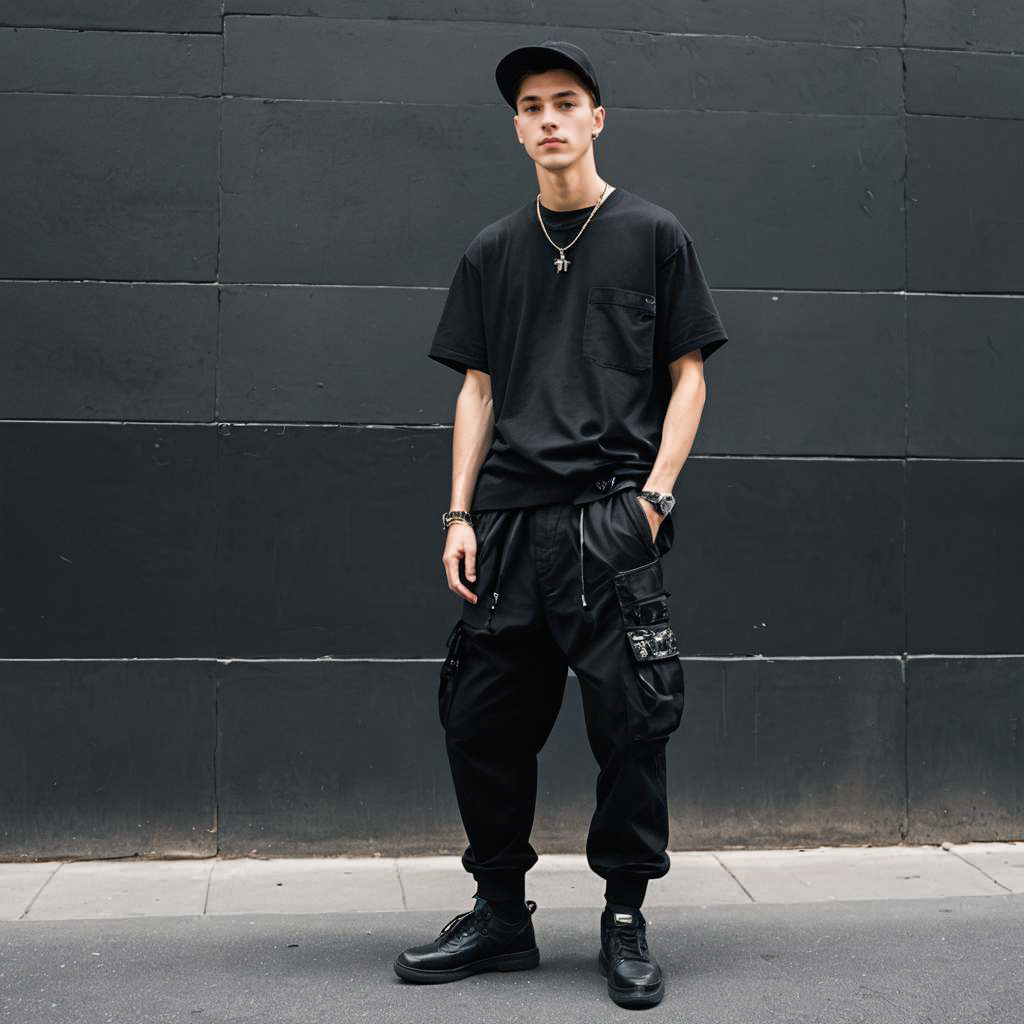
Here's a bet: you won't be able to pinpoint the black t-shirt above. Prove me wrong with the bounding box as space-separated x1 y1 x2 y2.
428 186 728 513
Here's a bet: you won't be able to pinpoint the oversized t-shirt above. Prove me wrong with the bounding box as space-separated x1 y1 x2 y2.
428 186 728 513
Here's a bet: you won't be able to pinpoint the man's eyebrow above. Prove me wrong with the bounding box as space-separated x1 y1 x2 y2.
517 89 581 106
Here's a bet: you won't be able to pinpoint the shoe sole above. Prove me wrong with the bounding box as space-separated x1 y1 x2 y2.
393 946 540 984
598 948 665 1007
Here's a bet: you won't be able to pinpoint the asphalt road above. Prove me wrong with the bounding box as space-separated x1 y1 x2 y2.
2 892 1022 1023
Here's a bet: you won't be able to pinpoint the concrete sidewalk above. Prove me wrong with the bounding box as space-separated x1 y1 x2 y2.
3 841 1022 920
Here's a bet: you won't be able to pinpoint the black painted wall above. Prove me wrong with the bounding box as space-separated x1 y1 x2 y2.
1 2 1021 860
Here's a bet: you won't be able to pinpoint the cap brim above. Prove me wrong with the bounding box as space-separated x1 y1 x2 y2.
495 45 597 111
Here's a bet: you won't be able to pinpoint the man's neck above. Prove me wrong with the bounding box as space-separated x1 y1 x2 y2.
537 175 611 212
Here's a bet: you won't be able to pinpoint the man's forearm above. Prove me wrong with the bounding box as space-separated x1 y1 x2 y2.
643 357 707 496
449 379 494 511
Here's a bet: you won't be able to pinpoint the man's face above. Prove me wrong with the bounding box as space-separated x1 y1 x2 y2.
513 68 603 168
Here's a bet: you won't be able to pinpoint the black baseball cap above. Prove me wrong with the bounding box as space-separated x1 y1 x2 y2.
494 40 602 112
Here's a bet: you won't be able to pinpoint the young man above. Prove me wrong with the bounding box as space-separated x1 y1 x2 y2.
394 40 728 1008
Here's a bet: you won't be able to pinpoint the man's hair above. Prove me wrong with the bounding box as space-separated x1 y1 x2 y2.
513 67 598 111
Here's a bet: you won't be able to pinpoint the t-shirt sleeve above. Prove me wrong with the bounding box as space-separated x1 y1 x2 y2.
655 234 729 365
428 252 490 375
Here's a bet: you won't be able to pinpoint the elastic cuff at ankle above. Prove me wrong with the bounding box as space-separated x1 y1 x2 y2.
474 870 526 904
604 875 648 909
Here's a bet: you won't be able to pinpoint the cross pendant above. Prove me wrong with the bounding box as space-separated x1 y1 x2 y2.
554 250 571 273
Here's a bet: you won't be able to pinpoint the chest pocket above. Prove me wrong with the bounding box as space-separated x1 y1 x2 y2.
582 286 656 374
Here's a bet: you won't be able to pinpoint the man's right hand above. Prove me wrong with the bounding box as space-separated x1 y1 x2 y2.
443 522 478 602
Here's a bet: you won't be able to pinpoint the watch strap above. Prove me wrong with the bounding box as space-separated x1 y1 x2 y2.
441 509 474 531
638 490 675 516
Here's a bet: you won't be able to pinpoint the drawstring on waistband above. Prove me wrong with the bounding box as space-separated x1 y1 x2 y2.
485 510 522 631
483 503 595 628
579 505 588 608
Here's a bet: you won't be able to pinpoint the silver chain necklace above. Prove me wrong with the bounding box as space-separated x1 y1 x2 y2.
535 182 612 273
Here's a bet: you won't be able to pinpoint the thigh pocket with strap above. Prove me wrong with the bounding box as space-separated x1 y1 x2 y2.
612 559 685 742
438 619 466 729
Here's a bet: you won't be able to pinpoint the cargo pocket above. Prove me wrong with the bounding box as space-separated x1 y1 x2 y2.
582 286 656 374
612 559 685 742
438 619 466 729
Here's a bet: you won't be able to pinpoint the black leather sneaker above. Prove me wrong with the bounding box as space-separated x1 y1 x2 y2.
393 895 539 984
598 906 665 1007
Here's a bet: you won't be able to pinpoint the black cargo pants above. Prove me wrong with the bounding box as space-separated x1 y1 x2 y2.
437 479 685 909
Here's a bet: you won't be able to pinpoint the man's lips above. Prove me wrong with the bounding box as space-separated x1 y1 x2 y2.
540 139 565 146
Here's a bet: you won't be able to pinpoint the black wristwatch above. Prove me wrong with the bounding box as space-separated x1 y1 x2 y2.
637 490 675 517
